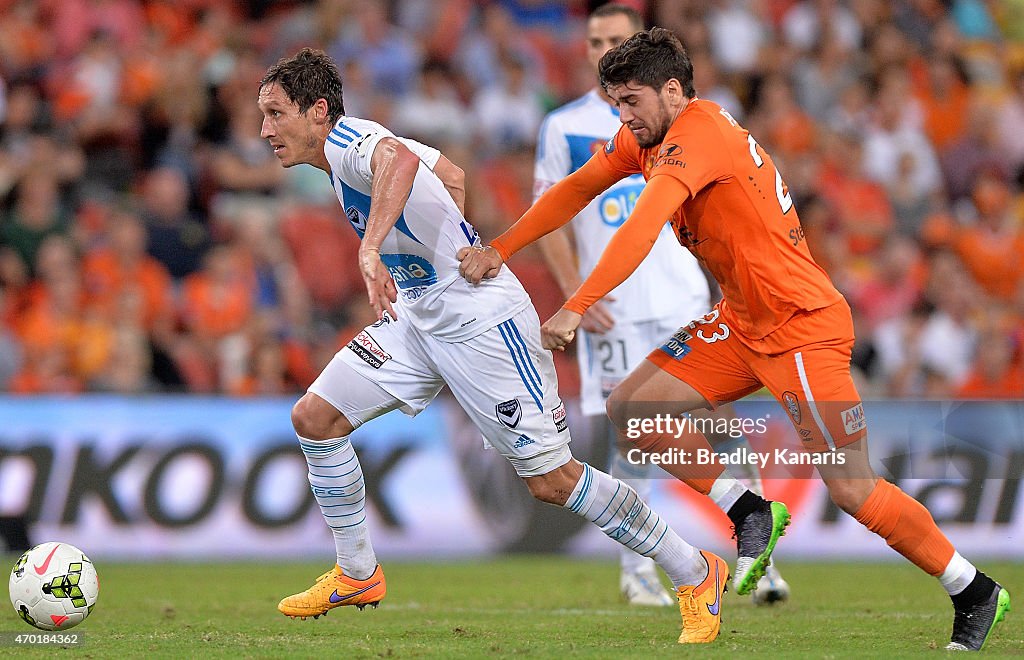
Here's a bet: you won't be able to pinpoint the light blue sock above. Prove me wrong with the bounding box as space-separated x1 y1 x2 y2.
298 434 377 580
610 450 658 574
565 463 706 587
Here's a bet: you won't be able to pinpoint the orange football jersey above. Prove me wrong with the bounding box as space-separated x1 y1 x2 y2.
594 98 842 343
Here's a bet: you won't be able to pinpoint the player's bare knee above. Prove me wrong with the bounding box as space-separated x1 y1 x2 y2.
524 478 563 505
522 460 583 506
291 393 354 440
605 387 631 432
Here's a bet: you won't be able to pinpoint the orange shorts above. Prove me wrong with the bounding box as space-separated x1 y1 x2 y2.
647 300 866 452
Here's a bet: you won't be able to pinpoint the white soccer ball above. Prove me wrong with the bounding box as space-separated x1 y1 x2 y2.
9 542 99 630
750 564 791 606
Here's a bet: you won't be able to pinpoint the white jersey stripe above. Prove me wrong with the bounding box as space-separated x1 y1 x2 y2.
795 351 836 450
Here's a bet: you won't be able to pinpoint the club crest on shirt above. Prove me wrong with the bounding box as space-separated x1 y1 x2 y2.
782 391 801 425
604 139 615 154
346 205 367 233
496 399 522 429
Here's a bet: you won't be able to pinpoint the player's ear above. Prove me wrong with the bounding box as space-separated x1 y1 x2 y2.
312 98 331 125
664 78 683 103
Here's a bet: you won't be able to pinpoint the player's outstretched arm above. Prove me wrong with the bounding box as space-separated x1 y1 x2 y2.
359 137 421 320
541 176 688 351
494 157 622 258
458 156 621 285
564 175 689 317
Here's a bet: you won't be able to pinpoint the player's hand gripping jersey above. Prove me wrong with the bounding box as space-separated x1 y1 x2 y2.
326 116 529 341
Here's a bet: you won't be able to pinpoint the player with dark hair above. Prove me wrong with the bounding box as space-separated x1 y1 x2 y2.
258 47 783 644
533 3 789 607
460 28 1010 652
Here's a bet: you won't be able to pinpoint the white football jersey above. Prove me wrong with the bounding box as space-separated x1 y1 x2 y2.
534 90 709 323
326 116 529 342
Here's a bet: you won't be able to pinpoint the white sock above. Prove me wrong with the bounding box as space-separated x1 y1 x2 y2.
707 474 747 513
711 435 763 495
298 434 377 580
610 450 659 575
565 463 706 588
939 552 978 596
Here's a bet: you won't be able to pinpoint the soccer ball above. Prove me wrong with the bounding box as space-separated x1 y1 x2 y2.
9 542 99 630
750 564 791 606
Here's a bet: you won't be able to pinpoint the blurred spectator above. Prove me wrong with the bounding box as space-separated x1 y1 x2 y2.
915 56 970 152
207 97 285 204
950 171 1024 301
874 300 935 397
497 0 569 30
91 325 158 394
229 339 290 397
816 130 895 256
47 0 146 58
995 67 1024 182
12 235 110 392
0 287 23 389
329 0 422 97
825 77 872 136
862 67 943 202
792 28 859 122
940 101 1013 204
0 0 54 78
180 244 252 341
472 55 545 153
457 4 546 93
1 172 71 275
393 60 472 146
230 204 312 338
864 22 920 86
847 235 924 331
81 208 174 336
745 74 816 158
691 50 744 119
951 0 999 40
177 244 254 391
141 166 209 280
894 0 948 50
956 317 1024 399
782 0 862 53
707 0 770 76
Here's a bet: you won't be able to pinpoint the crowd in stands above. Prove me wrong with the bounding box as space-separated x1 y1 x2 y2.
1 0 1023 400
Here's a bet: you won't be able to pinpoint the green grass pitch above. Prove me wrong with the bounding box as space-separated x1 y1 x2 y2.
4 558 1023 657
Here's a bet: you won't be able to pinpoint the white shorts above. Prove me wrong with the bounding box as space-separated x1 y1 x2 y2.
309 305 572 477
577 309 709 417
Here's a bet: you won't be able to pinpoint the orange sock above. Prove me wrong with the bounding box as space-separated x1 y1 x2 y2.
853 480 955 576
631 430 725 495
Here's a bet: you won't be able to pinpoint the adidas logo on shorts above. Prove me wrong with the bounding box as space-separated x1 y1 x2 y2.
513 434 536 449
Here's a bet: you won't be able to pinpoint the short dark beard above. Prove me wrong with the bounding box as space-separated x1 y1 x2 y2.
636 130 661 149
636 116 669 148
